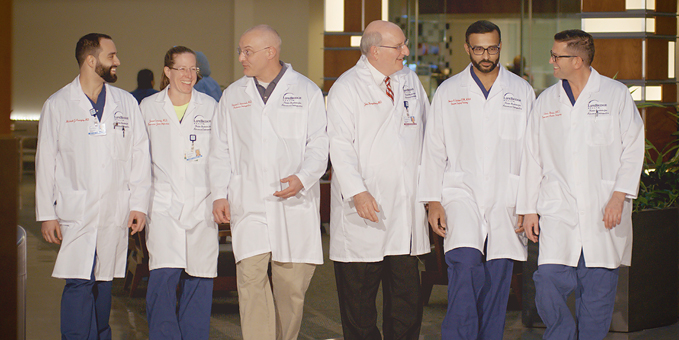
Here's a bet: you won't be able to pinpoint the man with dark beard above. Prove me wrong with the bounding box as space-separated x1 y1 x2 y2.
36 33 151 340
418 20 535 339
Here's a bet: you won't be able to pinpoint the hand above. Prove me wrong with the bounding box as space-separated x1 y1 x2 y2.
213 199 231 224
128 211 147 235
603 191 626 229
523 213 540 243
353 191 380 223
273 175 304 198
41 220 62 244
515 215 525 233
427 201 447 237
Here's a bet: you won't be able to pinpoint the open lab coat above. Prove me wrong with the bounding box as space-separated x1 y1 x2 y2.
327 56 430 262
419 64 535 260
517 68 645 269
141 88 219 278
209 64 328 264
35 76 151 280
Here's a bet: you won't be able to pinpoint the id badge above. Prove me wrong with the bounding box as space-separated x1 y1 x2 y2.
184 149 203 161
88 123 107 136
403 114 416 126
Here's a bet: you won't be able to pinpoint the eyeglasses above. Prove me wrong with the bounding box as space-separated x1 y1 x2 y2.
550 50 577 62
237 46 270 58
379 39 409 51
469 45 500 55
170 67 200 74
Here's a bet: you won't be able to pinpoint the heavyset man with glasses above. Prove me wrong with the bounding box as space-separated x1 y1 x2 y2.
209 24 328 340
418 20 535 339
327 20 430 339
518 29 644 339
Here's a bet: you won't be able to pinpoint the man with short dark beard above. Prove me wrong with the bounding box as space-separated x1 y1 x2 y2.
36 33 151 340
418 20 535 339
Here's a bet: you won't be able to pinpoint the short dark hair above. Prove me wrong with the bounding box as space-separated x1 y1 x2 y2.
465 20 501 44
137 69 154 89
554 29 595 66
75 33 112 67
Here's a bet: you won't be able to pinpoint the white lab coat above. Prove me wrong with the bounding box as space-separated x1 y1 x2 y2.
209 64 328 264
141 88 219 277
327 56 430 262
517 68 644 269
35 76 151 280
419 64 535 260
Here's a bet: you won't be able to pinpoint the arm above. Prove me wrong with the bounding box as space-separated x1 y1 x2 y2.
418 85 447 203
613 90 645 198
274 85 329 198
208 96 233 202
35 98 59 222
517 100 543 215
128 102 152 216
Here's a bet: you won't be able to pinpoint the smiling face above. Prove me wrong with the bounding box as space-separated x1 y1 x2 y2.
549 41 576 80
465 31 501 74
366 21 409 76
94 38 120 83
164 52 197 95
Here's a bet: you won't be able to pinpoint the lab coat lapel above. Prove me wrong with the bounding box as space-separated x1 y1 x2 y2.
160 88 183 130
100 83 118 127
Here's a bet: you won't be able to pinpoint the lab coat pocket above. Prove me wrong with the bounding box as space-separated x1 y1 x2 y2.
586 116 614 146
227 175 244 224
150 183 172 214
506 174 520 208
113 127 132 161
55 190 86 223
272 107 306 139
536 181 563 216
499 109 525 140
116 190 132 228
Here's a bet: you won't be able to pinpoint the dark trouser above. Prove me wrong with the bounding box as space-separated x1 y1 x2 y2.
61 257 112 340
533 251 619 340
146 268 214 340
441 247 514 340
334 255 422 340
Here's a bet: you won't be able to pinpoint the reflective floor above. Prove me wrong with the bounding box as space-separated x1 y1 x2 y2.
20 174 679 339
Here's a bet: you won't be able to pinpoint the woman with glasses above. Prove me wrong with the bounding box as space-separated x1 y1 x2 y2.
140 46 219 340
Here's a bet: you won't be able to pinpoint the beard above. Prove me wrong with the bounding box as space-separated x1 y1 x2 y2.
470 56 499 74
95 61 117 83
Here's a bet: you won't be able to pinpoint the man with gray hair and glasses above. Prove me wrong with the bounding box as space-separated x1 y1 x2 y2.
327 20 430 339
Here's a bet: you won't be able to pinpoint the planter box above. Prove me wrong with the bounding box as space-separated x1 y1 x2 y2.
522 207 679 332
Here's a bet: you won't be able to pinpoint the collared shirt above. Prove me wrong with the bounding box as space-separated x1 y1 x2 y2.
255 61 287 104
86 84 106 122
364 57 391 93
470 67 491 99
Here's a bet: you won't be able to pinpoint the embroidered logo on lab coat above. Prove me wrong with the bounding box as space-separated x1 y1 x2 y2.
542 110 562 119
113 111 130 128
502 93 523 110
193 115 212 131
587 100 609 116
232 101 252 109
66 118 90 123
364 100 383 106
403 85 417 99
148 118 170 126
282 93 303 108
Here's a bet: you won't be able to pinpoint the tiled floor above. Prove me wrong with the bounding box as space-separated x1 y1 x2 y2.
19 174 679 339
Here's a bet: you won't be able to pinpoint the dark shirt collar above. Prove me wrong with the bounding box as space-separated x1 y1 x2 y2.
562 80 576 106
470 67 491 99
86 84 106 122
255 61 287 104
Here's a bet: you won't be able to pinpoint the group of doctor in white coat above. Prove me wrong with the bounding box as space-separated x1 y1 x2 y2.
36 24 644 340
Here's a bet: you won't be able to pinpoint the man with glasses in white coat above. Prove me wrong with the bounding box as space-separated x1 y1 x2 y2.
327 20 430 340
209 24 328 340
419 20 535 339
518 29 644 339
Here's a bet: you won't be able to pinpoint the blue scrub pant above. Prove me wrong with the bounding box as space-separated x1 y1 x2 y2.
441 247 514 340
146 268 213 340
61 257 112 340
533 252 619 340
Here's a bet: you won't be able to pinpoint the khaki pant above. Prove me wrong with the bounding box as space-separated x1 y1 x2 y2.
236 253 316 340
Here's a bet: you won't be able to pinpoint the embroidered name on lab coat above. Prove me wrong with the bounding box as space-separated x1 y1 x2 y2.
502 93 523 110
364 100 383 106
66 118 90 123
232 101 252 109
282 93 303 108
193 115 212 131
448 98 471 106
148 118 170 126
542 110 562 119
587 100 609 116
